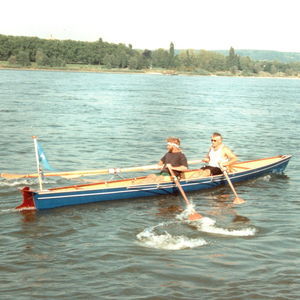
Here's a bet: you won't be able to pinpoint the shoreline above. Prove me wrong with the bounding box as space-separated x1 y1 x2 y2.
0 64 299 79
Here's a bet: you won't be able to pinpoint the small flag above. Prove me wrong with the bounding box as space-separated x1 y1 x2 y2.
36 142 57 171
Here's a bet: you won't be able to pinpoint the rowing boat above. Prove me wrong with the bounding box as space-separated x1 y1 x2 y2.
16 155 291 211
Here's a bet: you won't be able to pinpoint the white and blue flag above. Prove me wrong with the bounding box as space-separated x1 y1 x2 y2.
37 142 57 171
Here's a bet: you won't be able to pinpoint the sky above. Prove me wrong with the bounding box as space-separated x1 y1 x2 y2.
1 0 299 52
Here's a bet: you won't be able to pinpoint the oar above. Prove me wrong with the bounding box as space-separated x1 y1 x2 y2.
219 164 245 204
0 164 161 179
167 165 202 221
1 159 204 179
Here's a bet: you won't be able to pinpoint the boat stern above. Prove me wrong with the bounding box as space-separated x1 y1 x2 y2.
16 187 36 210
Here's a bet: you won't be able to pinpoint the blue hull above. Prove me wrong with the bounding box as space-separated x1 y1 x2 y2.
17 155 291 210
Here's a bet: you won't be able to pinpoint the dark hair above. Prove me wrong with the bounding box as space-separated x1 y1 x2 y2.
212 132 222 139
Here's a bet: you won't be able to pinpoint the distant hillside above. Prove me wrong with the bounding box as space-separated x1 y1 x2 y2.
213 49 300 63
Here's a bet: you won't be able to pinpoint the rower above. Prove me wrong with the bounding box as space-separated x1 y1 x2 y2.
198 132 238 177
143 137 188 183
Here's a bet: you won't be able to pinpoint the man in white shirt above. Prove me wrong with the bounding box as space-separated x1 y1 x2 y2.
199 132 237 176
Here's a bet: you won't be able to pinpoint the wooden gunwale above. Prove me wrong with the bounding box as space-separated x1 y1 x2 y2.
43 155 286 193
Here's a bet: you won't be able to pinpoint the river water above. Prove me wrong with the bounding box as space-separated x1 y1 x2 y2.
0 70 299 299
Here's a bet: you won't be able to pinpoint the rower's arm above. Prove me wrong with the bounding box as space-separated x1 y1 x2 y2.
222 147 238 167
165 163 187 172
202 148 211 163
202 156 209 163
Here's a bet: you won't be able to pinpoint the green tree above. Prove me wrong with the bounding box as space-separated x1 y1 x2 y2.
128 55 139 69
239 56 252 72
35 49 49 66
142 49 152 68
152 48 169 68
227 47 240 72
177 50 198 71
169 42 175 68
16 50 31 66
197 50 226 72
263 62 277 74
252 62 262 74
8 55 17 65
103 54 113 68
0 35 11 60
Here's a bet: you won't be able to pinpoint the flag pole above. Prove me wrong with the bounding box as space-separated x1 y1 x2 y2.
32 136 43 190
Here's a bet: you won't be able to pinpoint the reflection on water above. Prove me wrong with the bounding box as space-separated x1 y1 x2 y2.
156 203 184 216
232 214 250 223
20 210 37 223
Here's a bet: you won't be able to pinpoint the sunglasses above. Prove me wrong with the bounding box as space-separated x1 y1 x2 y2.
211 139 218 142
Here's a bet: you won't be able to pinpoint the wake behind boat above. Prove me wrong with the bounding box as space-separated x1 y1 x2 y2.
16 155 291 211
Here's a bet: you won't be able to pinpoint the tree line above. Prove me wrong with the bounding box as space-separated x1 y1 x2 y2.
0 34 299 76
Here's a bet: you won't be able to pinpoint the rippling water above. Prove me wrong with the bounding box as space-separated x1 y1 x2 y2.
0 70 299 299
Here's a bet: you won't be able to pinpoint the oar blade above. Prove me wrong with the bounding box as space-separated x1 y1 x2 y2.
188 212 203 221
233 197 246 204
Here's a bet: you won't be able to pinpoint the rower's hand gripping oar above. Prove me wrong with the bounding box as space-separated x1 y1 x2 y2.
219 162 245 204
167 165 202 221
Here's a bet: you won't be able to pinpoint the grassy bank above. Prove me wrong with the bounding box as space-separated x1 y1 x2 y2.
0 61 144 74
0 61 299 78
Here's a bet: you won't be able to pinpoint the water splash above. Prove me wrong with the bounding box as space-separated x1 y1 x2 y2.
0 208 18 215
0 176 59 188
189 217 256 237
262 175 271 181
0 179 34 187
136 222 207 250
175 204 202 220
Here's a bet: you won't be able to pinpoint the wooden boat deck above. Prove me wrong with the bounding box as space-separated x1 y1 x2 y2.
42 155 286 194
232 156 284 170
